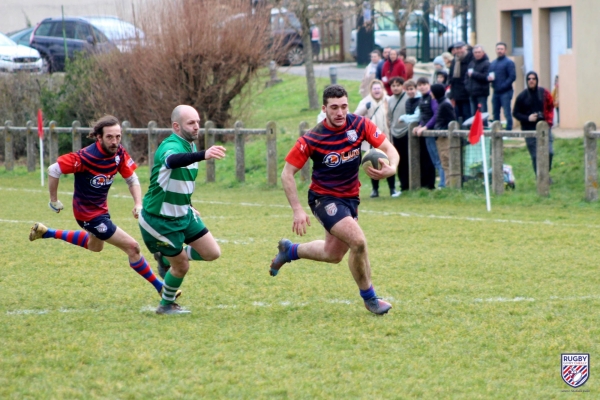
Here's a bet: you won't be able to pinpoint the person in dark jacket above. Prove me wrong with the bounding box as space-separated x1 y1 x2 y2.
513 71 555 176
488 42 516 130
465 45 490 118
448 41 474 123
431 84 456 187
375 47 390 80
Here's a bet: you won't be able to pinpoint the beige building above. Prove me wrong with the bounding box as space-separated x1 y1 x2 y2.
2 0 136 34
476 0 600 129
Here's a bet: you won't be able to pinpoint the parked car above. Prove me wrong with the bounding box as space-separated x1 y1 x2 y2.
270 7 320 66
7 27 35 47
350 10 457 61
0 32 43 73
80 16 144 53
29 17 118 72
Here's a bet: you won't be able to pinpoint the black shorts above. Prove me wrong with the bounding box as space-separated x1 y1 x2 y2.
308 190 359 233
76 213 118 241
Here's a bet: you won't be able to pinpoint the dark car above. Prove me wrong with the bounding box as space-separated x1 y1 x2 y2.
270 8 320 66
29 17 117 72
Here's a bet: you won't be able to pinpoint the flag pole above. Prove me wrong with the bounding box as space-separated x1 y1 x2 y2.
37 109 44 186
481 130 491 212
40 137 44 186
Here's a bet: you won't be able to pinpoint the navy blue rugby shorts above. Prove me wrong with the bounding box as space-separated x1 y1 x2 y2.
76 213 118 241
308 190 359 233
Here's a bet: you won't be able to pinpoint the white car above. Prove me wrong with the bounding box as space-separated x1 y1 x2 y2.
350 10 456 61
0 32 43 73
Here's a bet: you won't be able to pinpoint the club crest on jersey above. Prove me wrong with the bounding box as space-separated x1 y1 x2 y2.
323 152 342 167
90 174 114 188
95 223 108 233
346 130 358 143
324 203 337 216
374 129 382 139
115 155 120 165
562 353 589 388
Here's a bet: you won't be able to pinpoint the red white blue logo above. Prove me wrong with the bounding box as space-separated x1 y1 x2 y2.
90 174 114 188
346 129 358 143
323 152 341 167
374 129 381 138
562 353 589 388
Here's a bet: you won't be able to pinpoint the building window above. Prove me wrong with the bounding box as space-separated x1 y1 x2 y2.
511 10 530 56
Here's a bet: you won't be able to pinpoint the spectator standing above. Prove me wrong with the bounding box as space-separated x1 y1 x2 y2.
431 83 457 187
488 42 516 130
448 41 474 123
381 49 406 95
513 71 554 176
375 47 391 80
387 76 409 192
405 56 416 80
465 45 491 118
413 77 444 188
360 50 381 98
354 80 399 197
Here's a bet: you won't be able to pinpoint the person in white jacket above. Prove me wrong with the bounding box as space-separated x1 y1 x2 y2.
354 79 399 198
359 50 381 98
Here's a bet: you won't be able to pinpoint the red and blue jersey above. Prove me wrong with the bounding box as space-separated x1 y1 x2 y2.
285 113 384 198
57 141 137 221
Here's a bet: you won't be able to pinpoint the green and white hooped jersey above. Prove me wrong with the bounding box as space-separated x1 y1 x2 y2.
143 133 197 219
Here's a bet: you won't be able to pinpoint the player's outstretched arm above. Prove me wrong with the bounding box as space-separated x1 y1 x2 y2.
281 162 310 236
47 163 64 213
366 138 399 180
164 146 226 170
205 145 226 160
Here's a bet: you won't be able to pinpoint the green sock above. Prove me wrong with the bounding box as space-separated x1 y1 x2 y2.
160 271 184 306
160 255 171 267
184 245 203 261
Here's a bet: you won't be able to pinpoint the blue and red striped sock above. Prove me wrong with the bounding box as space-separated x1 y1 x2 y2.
130 257 163 294
42 228 89 249
287 243 300 261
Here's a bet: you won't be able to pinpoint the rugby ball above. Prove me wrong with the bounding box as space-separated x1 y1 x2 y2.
361 148 389 172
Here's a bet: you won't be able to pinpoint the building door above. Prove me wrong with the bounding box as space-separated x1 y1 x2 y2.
512 10 532 88
549 8 572 91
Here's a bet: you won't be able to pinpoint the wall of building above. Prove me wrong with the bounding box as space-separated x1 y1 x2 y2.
475 0 600 128
2 0 136 34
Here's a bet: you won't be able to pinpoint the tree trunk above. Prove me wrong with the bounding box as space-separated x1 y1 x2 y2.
300 1 319 110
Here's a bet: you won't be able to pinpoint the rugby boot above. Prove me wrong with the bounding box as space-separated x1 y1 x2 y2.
154 252 170 279
155 303 191 315
364 297 392 315
269 238 292 276
29 222 48 241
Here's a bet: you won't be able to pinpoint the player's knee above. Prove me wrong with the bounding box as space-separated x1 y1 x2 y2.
124 241 141 258
330 251 345 264
350 238 367 254
203 245 221 261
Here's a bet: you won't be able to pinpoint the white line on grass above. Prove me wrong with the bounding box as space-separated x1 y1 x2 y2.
4 186 599 229
6 295 599 316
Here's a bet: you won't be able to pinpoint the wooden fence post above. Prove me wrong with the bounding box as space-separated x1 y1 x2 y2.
121 121 132 152
536 121 550 197
204 121 215 182
584 121 598 202
72 120 81 152
408 122 420 190
49 120 58 164
147 121 157 171
490 121 504 195
234 121 245 182
26 120 36 172
4 120 13 171
447 121 461 189
299 121 310 182
266 121 277 186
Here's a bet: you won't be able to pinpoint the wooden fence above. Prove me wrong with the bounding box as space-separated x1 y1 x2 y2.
4 119 600 200
2 120 278 186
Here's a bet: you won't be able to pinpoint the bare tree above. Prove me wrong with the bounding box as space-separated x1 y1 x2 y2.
388 0 421 49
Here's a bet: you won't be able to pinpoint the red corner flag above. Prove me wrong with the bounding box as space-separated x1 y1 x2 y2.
468 108 483 145
37 109 44 139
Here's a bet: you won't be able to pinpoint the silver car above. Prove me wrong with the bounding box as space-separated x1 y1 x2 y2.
350 10 456 61
0 32 43 73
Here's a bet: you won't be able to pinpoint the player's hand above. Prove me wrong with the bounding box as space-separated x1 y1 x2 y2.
48 200 64 213
366 162 396 180
292 209 311 236
132 205 143 219
191 206 201 217
205 146 226 160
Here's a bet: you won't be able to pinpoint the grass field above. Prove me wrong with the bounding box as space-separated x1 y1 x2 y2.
1 73 599 398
